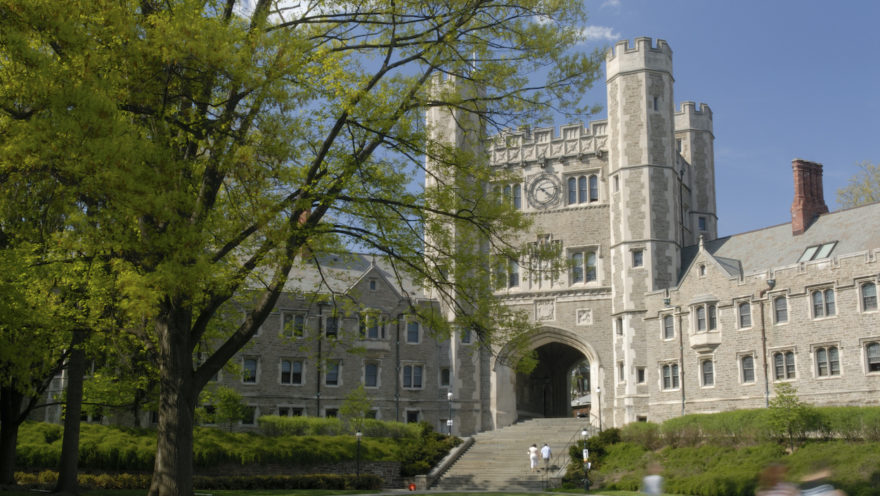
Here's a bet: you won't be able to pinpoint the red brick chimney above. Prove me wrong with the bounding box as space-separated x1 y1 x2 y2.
790 159 828 235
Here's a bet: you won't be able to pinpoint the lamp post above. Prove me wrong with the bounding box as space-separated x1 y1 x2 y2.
580 428 590 493
447 391 454 435
595 386 602 432
355 430 362 480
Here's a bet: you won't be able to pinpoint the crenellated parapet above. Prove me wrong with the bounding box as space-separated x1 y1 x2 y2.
489 120 608 166
605 37 672 79
674 101 713 133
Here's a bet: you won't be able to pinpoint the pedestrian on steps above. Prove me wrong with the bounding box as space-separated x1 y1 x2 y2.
528 444 539 471
541 443 552 472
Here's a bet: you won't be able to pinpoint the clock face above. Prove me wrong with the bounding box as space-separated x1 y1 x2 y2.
528 174 561 208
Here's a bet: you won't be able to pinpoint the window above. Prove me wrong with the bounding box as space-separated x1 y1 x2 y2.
403 364 424 389
692 303 717 332
636 367 646 384
862 282 878 311
567 175 599 204
242 406 257 425
278 407 304 417
369 279 377 291
812 289 836 318
281 312 305 338
460 327 472 344
632 250 643 267
741 355 755 383
698 216 707 231
662 315 674 339
699 264 706 276
364 362 379 388
661 363 679 390
571 250 597 283
325 408 338 418
815 346 840 377
676 139 682 153
866 342 880 373
242 358 258 384
325 315 339 337
617 362 625 383
280 359 303 385
696 306 706 331
440 367 451 387
406 410 420 423
652 96 659 111
616 317 623 336
494 258 519 289
406 321 420 344
613 176 619 193
774 297 788 323
798 242 837 262
738 302 752 328
325 360 340 386
501 184 522 210
773 351 796 380
359 313 385 339
701 360 714 386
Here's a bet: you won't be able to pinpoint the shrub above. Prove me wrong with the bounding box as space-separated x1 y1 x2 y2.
398 422 460 476
620 421 661 450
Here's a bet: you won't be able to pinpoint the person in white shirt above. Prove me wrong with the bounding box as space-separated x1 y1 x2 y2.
528 444 539 471
540 443 552 472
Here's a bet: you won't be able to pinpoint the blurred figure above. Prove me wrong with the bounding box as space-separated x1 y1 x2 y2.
641 461 664 495
800 466 846 496
528 444 539 471
756 463 798 496
541 443 552 472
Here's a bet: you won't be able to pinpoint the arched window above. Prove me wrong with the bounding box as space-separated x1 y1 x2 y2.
774 296 788 323
866 342 880 372
578 176 587 203
815 346 840 377
662 315 674 339
862 282 877 311
696 306 706 331
589 175 599 201
738 302 752 328
701 360 714 386
741 355 755 383
567 177 577 205
571 252 584 282
812 289 835 318
773 351 795 380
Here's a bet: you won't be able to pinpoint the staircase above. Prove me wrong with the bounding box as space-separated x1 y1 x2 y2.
432 417 590 491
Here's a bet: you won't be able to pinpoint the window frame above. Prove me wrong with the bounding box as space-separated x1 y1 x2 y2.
281 311 306 339
280 358 304 385
773 296 788 324
861 282 878 312
632 249 644 268
738 301 752 329
865 341 880 373
364 361 380 388
324 360 341 387
773 350 796 381
811 288 836 319
661 363 680 390
402 363 425 390
741 355 756 384
701 359 715 387
405 320 420 344
242 357 259 384
662 314 675 340
359 311 385 340
570 249 598 284
814 345 840 378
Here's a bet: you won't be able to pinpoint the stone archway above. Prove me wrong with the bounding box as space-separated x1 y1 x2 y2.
492 327 600 426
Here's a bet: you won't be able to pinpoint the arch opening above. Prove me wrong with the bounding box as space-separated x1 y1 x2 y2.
515 342 590 420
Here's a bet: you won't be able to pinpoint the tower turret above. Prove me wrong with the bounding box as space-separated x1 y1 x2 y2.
675 101 716 245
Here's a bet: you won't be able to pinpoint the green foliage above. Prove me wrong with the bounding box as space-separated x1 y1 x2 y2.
339 385 372 432
259 415 418 439
768 383 822 450
397 422 461 477
837 161 880 208
197 386 248 431
15 471 382 491
619 422 662 450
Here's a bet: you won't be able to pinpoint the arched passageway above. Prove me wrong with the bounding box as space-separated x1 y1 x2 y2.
515 342 588 419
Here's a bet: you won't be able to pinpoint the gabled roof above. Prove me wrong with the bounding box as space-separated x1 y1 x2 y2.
281 253 426 300
681 201 880 280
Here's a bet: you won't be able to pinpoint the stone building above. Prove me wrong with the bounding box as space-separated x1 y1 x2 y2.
45 37 878 435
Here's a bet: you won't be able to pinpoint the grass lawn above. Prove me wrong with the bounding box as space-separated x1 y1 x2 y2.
0 491 671 496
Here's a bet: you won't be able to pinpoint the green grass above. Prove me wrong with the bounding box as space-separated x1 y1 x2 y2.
0 491 678 496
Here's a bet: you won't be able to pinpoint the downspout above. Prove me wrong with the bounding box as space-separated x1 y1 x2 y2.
759 279 775 407
316 305 324 416
677 307 686 416
395 313 402 422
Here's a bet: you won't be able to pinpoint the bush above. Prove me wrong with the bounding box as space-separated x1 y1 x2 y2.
398 422 460 477
620 421 662 450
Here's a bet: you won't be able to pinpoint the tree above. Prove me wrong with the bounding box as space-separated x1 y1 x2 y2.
340 384 372 433
767 382 820 452
0 1 601 496
837 161 880 208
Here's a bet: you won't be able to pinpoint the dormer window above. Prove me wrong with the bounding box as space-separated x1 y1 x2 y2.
798 242 837 262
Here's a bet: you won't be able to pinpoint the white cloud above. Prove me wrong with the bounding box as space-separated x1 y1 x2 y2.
580 25 620 41
601 0 621 8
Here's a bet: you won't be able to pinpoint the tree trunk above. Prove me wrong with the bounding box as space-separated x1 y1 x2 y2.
0 386 25 485
54 328 87 495
149 306 197 496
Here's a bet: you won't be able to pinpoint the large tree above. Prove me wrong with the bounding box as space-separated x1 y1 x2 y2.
837 161 880 208
0 1 601 495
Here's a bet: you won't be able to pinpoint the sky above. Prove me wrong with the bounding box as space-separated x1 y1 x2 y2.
572 0 880 237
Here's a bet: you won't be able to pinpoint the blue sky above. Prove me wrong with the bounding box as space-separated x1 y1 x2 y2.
575 0 880 237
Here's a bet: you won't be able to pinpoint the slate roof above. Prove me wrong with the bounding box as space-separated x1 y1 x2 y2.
276 252 427 299
681 201 880 281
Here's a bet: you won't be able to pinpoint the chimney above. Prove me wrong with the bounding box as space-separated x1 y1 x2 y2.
790 159 828 235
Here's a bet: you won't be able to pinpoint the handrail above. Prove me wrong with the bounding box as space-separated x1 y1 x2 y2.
542 423 596 489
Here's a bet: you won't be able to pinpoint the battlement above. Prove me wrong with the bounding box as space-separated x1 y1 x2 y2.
674 101 713 132
489 121 608 165
606 37 673 79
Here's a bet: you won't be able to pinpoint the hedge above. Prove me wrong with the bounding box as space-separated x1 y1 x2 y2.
15 470 383 490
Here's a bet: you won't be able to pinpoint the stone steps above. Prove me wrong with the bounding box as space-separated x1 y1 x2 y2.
432 418 591 491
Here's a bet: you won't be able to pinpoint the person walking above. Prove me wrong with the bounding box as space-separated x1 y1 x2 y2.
641 462 664 495
528 444 539 471
755 463 798 496
540 443 552 472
